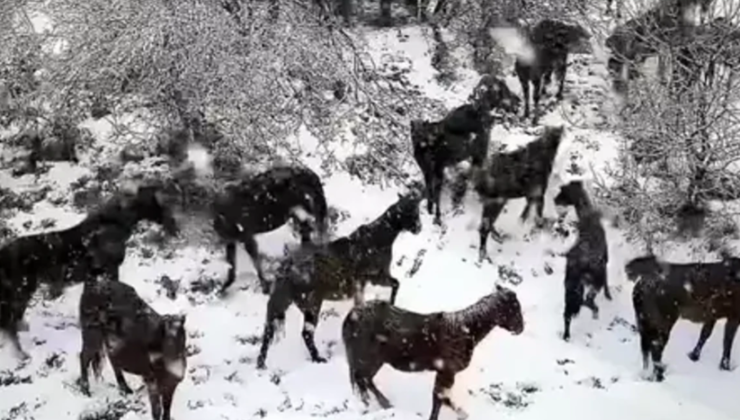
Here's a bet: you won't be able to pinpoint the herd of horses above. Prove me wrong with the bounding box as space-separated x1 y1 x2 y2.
3 1 740 419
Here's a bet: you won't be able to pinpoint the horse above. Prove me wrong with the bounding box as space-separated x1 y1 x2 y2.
0 183 178 360
554 181 611 341
515 19 591 124
626 253 740 381
474 125 565 261
213 164 328 295
411 74 521 225
78 278 187 420
342 284 524 420
256 190 423 369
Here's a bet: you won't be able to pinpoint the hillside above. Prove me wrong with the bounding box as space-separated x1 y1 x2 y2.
2 8 740 420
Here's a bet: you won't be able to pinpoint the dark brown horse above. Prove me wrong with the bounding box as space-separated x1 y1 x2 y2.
554 181 611 341
256 190 423 369
0 184 178 360
626 253 740 381
78 279 187 420
411 74 521 225
474 125 565 261
342 284 524 420
213 164 328 295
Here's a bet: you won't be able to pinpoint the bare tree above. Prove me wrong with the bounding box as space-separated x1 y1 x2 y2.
598 0 740 248
2 0 442 186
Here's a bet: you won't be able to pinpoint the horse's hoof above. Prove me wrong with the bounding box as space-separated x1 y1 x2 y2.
77 379 92 397
562 333 570 342
119 386 134 396
455 408 469 420
687 351 700 362
313 356 328 364
719 360 732 371
256 360 267 370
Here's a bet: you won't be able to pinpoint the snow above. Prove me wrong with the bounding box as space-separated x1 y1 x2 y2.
2 12 740 420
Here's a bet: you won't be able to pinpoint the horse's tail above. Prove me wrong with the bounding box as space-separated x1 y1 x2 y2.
341 306 366 397
563 263 584 319
302 170 329 243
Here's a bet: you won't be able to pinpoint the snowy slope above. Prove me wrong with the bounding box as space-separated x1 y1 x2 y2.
2 19 740 420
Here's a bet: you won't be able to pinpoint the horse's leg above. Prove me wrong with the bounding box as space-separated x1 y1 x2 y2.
387 276 400 305
638 322 653 371
688 319 716 362
112 362 134 395
242 235 268 294
430 371 467 420
256 280 293 369
296 294 327 363
520 76 531 119
601 265 612 301
353 279 366 307
78 328 105 396
450 166 469 215
650 322 675 382
145 378 163 420
555 57 567 101
6 298 30 361
719 318 739 371
563 263 584 341
421 163 435 216
532 76 543 125
522 190 546 227
220 241 238 294
431 164 445 225
379 0 392 26
583 282 600 320
366 375 393 409
478 200 506 262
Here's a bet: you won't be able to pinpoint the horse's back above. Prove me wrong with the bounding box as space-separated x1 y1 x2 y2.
0 230 67 280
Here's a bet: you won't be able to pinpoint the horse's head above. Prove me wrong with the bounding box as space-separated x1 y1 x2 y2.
493 283 524 335
470 74 521 116
566 23 592 54
624 255 665 282
125 184 179 236
394 188 423 235
554 180 586 208
543 125 565 149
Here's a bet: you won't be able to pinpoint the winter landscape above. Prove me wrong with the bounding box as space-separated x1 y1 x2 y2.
2 0 740 419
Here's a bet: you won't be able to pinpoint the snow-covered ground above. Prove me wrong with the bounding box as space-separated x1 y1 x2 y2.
2 15 740 420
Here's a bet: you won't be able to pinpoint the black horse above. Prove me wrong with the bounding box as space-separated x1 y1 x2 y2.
214 164 329 295
474 125 565 261
411 74 520 225
515 19 590 123
0 183 178 360
627 253 740 381
342 284 524 420
554 181 611 341
256 190 423 369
